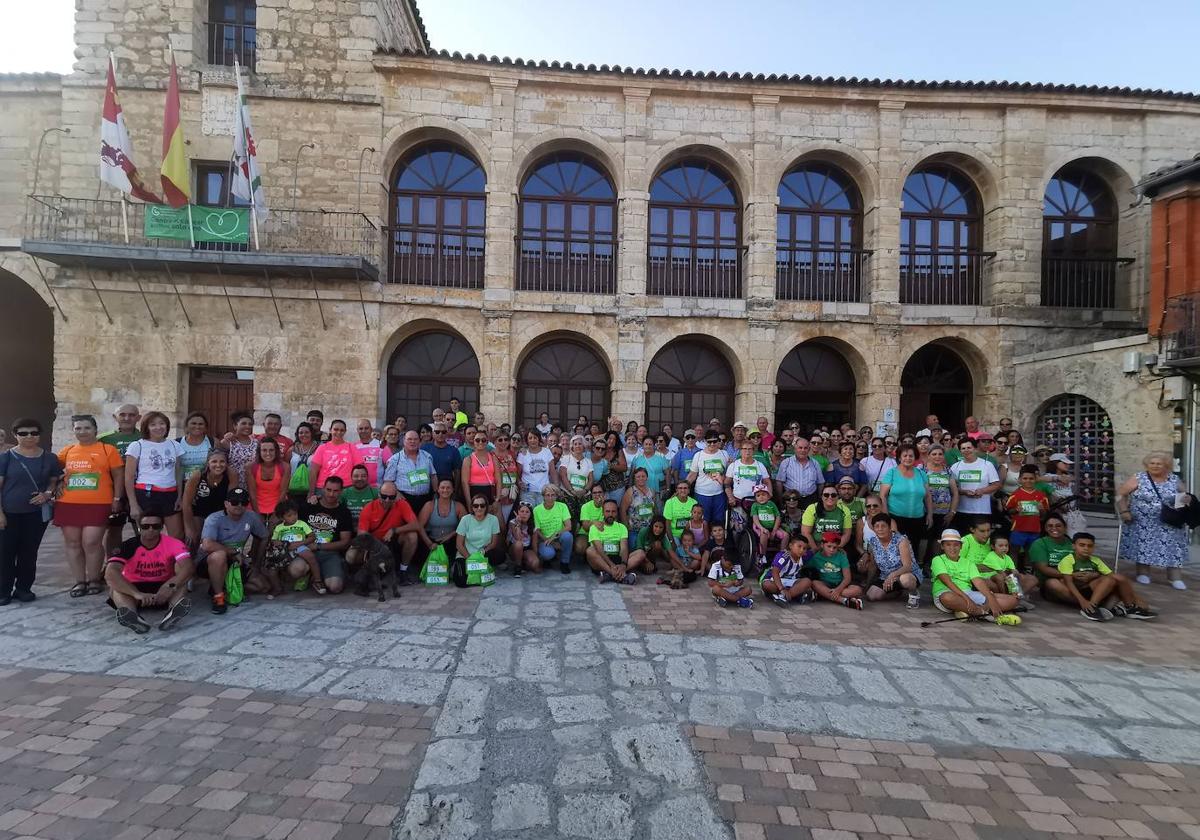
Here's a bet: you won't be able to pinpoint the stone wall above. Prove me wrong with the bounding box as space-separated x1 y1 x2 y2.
0 75 62 236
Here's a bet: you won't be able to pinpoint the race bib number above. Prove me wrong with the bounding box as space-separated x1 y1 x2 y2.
570 473 587 489
603 541 619 555
1018 500 1040 516
637 504 653 517
676 518 690 530
737 465 758 479
67 472 100 491
704 459 723 475
501 473 515 487
282 532 302 543
927 473 949 487
407 468 429 489
315 531 332 544
757 511 775 524
958 469 982 483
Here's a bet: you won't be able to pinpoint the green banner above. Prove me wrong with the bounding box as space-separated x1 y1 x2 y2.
144 204 250 244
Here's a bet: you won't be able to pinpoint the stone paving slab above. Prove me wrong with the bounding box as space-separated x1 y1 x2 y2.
694 725 1200 840
0 668 433 840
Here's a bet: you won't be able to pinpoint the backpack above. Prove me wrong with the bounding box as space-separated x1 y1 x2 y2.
450 554 468 588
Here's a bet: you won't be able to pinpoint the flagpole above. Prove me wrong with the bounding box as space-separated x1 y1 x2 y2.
234 57 260 250
120 196 130 244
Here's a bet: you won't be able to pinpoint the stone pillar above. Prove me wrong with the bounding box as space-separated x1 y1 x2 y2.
484 76 519 307
481 309 513 422
613 314 647 422
871 101 905 313
993 106 1047 309
619 87 651 300
746 94 779 305
744 316 779 425
867 324 904 433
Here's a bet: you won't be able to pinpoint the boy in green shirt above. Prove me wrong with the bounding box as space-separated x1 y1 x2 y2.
1055 532 1156 622
930 528 1020 623
749 483 786 565
978 532 1038 606
663 481 698 540
268 499 318 599
340 465 380 530
805 532 862 609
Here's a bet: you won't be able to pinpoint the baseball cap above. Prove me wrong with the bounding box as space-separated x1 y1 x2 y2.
226 488 250 505
836 476 857 486
1049 453 1074 464
1010 445 1027 455
684 430 696 439
975 432 994 441
821 532 841 544
752 483 771 495
731 420 748 430
939 528 963 543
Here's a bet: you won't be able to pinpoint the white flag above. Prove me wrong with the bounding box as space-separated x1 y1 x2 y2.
99 54 161 202
231 59 267 220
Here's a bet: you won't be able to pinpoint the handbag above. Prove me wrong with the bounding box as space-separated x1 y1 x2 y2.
420 543 450 586
10 451 54 523
225 564 245 605
465 550 495 587
1148 476 1189 529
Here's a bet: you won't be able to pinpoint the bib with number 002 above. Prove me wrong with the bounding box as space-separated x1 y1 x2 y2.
67 472 100 490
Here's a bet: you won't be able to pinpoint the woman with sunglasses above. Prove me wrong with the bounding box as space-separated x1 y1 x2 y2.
462 431 500 512
56 414 125 597
779 492 805 535
0 418 63 605
183 448 236 548
800 487 853 552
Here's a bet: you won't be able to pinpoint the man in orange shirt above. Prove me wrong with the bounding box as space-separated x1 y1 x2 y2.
352 481 421 584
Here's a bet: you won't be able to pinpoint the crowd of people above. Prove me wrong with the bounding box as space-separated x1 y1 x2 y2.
0 403 1189 633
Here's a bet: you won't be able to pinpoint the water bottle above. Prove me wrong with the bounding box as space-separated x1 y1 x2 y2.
1006 573 1021 596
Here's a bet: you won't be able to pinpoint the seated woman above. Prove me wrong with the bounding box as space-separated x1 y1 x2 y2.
636 515 674 574
930 528 1020 623
860 514 921 607
667 528 703 583
456 493 502 565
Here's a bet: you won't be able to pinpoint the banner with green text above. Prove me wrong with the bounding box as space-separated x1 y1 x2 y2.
143 204 250 244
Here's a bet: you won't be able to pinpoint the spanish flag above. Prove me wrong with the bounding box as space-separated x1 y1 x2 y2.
160 49 190 208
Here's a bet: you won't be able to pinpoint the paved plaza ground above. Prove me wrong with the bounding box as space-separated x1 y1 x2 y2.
0 520 1197 840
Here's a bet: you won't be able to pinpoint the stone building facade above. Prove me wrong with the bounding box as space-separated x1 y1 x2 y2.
2 0 1199 488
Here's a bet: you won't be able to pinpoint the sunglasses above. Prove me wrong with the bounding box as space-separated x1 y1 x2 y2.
865 503 881 508
139 522 164 531
821 493 838 498
380 493 397 500
472 502 487 509
871 444 883 448
227 501 246 507
785 497 800 503
14 430 39 437
434 430 446 434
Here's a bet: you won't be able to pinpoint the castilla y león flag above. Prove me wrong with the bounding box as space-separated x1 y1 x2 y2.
99 55 161 203
160 50 190 208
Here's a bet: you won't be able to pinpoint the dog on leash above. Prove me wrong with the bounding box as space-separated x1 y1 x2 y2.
349 533 402 602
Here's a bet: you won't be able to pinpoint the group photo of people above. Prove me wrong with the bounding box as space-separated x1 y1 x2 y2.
0 402 1190 633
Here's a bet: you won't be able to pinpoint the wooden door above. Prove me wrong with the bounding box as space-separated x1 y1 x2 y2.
188 367 254 438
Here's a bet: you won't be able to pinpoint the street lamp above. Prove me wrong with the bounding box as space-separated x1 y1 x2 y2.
32 127 69 196
357 146 376 216
291 142 315 213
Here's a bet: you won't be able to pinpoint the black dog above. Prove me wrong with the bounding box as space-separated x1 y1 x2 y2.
349 533 401 602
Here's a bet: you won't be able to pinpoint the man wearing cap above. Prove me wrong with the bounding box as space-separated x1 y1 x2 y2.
723 421 749 459
930 528 1019 621
974 432 1000 468
687 432 732 526
775 438 825 512
197 488 267 614
668 430 700 489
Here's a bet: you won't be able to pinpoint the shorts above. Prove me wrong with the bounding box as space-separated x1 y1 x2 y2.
934 590 987 612
106 580 169 609
53 503 111 528
402 492 432 515
759 570 799 589
718 584 745 597
468 485 496 506
1009 530 1038 548
108 495 131 527
315 550 344 580
134 488 178 518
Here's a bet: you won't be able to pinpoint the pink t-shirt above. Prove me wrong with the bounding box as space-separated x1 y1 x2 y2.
311 441 357 486
353 441 385 486
109 534 191 584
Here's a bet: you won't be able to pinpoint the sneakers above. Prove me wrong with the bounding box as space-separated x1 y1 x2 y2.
1172 579 1187 590
560 563 572 575
1126 605 1159 620
714 594 730 607
116 607 150 634
953 611 969 620
736 596 754 609
1136 574 1151 585
211 593 228 615
842 596 864 610
1080 605 1113 622
13 590 35 603
772 593 789 606
995 614 1022 626
622 573 637 585
1016 595 1035 611
906 593 920 609
795 592 814 605
158 597 191 631
1109 603 1128 618
598 571 613 584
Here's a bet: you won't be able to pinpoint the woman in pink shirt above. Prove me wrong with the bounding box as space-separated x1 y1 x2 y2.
307 420 356 501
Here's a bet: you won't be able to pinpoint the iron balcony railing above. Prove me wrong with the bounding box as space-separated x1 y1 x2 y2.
515 235 616 294
207 22 256 69
899 249 994 306
24 195 378 262
1163 293 1200 365
776 246 870 303
1041 256 1134 309
384 226 485 289
647 246 745 299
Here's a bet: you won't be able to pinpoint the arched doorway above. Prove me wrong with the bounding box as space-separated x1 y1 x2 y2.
515 339 611 430
386 331 480 423
646 339 735 432
776 341 856 431
900 343 973 433
1036 394 1115 510
0 272 54 442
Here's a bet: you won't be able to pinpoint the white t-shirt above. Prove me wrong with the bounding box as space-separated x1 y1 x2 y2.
950 458 1000 514
665 437 681 457
518 447 554 496
127 438 183 489
725 458 769 500
690 449 731 497
560 455 593 495
859 456 897 492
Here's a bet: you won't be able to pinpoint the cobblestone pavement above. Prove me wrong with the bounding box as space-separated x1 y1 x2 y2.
0 527 1198 839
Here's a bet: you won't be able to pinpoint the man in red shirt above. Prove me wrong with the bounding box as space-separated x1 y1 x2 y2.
352 481 421 583
104 513 194 634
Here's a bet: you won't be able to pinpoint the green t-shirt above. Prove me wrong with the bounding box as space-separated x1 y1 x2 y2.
980 550 1016 573
533 501 571 540
272 520 313 544
1028 536 1073 580
959 534 990 567
588 521 629 557
841 497 865 525
754 452 774 476
663 495 698 538
806 550 849 586
812 454 830 471
578 499 605 535
1058 552 1112 576
340 485 380 526
801 502 852 537
750 500 781 532
100 430 140 458
930 552 981 598
944 448 962 466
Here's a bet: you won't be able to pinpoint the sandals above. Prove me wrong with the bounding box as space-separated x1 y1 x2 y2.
86 580 105 596
69 581 88 598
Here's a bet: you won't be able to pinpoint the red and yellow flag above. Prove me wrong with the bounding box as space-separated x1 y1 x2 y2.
160 50 190 208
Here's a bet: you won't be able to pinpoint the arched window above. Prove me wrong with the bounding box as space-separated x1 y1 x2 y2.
1042 167 1120 308
648 159 742 298
646 339 735 432
900 166 984 305
1036 394 1115 510
517 153 617 294
899 343 973 433
776 341 856 430
776 164 865 302
516 339 611 430
387 331 480 422
388 142 486 288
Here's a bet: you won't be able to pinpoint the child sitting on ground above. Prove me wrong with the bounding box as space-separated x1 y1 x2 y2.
806 532 864 610
761 534 813 606
749 483 787 565
707 548 753 608
270 499 320 598
700 522 731 576
669 528 703 583
930 528 1020 624
978 532 1038 609
1056 532 1158 622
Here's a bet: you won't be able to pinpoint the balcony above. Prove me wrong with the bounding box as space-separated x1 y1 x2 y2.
899 249 993 306
776 246 869 302
22 196 379 280
647 246 744 299
1163 293 1200 366
1041 256 1134 309
384 226 484 289
207 22 256 70
516 235 615 294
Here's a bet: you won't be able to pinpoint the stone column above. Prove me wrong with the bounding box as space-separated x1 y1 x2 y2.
993 106 1046 309
481 309 513 422
871 101 905 313
867 324 904 433
613 314 647 422
746 94 779 305
484 76 519 308
744 316 779 425
614 88 652 421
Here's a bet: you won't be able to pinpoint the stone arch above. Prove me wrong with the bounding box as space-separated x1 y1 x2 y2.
0 267 55 436
899 337 990 433
513 330 614 430
639 136 753 201
376 316 484 423
511 130 624 195
1042 150 1137 201
513 328 616 383
774 338 863 429
772 143 879 211
641 329 746 391
381 116 494 195
898 145 1002 213
645 335 739 432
